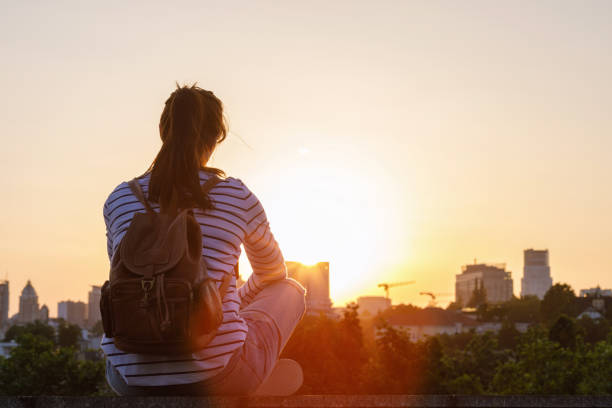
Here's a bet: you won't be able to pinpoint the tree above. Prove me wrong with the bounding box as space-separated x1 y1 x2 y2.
439 332 502 393
506 296 541 323
577 315 611 345
0 333 104 395
467 281 487 308
446 301 462 312
576 337 612 394
3 321 55 344
498 319 521 350
442 373 484 395
475 296 542 324
541 283 577 324
57 320 83 348
281 307 369 394
476 303 494 321
423 336 445 393
437 331 476 352
366 323 427 394
490 328 581 394
549 315 580 350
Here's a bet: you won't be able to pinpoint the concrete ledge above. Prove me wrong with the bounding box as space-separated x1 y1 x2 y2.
2 395 612 408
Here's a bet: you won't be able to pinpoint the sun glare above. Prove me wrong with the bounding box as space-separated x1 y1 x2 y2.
234 143 409 306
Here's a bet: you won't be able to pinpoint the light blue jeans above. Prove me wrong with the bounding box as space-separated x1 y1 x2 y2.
106 278 306 396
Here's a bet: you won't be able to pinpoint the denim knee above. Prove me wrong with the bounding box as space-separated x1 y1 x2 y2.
272 278 307 313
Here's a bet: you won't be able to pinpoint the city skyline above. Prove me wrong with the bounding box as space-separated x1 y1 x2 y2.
1 252 610 320
1 1 612 314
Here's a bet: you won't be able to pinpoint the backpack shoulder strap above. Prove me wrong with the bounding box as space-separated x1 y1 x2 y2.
128 179 155 214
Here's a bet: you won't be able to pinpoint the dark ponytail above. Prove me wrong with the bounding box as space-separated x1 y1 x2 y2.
148 84 227 212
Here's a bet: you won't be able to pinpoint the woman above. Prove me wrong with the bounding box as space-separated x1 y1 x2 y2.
101 84 306 396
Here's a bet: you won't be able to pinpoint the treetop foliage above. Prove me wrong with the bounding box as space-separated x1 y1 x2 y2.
282 282 612 395
0 320 106 396
1 282 610 396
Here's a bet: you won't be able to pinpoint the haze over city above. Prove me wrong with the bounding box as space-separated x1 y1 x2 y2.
1 1 612 316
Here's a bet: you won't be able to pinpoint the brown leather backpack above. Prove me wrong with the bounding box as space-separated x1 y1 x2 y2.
100 176 230 354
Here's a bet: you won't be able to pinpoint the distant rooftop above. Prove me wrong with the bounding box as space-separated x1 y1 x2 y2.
20 280 38 298
579 287 612 297
524 249 549 266
461 263 507 274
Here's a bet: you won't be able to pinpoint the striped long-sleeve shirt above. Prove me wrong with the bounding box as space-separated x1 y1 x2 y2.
101 170 286 386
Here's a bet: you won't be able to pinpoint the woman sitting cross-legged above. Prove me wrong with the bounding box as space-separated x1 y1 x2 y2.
101 84 306 396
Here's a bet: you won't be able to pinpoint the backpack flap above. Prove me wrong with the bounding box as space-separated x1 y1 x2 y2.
119 211 200 278
107 176 227 354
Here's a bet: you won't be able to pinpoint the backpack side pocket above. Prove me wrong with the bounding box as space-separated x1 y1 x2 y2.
100 280 113 337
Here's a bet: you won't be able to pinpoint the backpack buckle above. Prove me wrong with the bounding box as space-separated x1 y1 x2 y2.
141 278 154 292
140 278 155 308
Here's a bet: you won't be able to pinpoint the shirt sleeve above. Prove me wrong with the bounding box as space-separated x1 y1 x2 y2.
238 188 287 307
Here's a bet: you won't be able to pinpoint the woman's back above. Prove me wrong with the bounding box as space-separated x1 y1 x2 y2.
102 169 286 386
102 84 305 396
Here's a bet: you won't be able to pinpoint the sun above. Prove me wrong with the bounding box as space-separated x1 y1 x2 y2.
236 147 409 306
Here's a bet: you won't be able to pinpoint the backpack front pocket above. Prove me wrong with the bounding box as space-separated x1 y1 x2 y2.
110 277 193 351
100 280 113 337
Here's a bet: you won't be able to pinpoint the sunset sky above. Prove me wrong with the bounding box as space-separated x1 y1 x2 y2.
1 1 611 316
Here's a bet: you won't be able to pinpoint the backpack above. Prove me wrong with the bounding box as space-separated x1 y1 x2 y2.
100 176 231 354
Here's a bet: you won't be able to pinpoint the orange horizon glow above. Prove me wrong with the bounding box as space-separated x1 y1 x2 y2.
1 1 612 317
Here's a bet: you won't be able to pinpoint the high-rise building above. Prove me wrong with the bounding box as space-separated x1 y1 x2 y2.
58 301 87 327
18 280 40 323
521 249 553 299
286 261 332 314
455 263 513 307
0 281 8 329
39 305 49 323
87 285 102 328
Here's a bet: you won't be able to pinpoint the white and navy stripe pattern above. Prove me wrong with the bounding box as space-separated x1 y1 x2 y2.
101 170 287 386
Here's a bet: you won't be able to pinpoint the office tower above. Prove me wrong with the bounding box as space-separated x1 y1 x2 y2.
286 261 332 314
39 305 49 323
18 280 40 323
521 249 553 299
57 301 87 327
0 281 8 329
455 263 513 307
87 285 102 327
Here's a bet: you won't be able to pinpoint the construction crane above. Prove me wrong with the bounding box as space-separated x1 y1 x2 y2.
378 281 415 299
420 292 454 307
